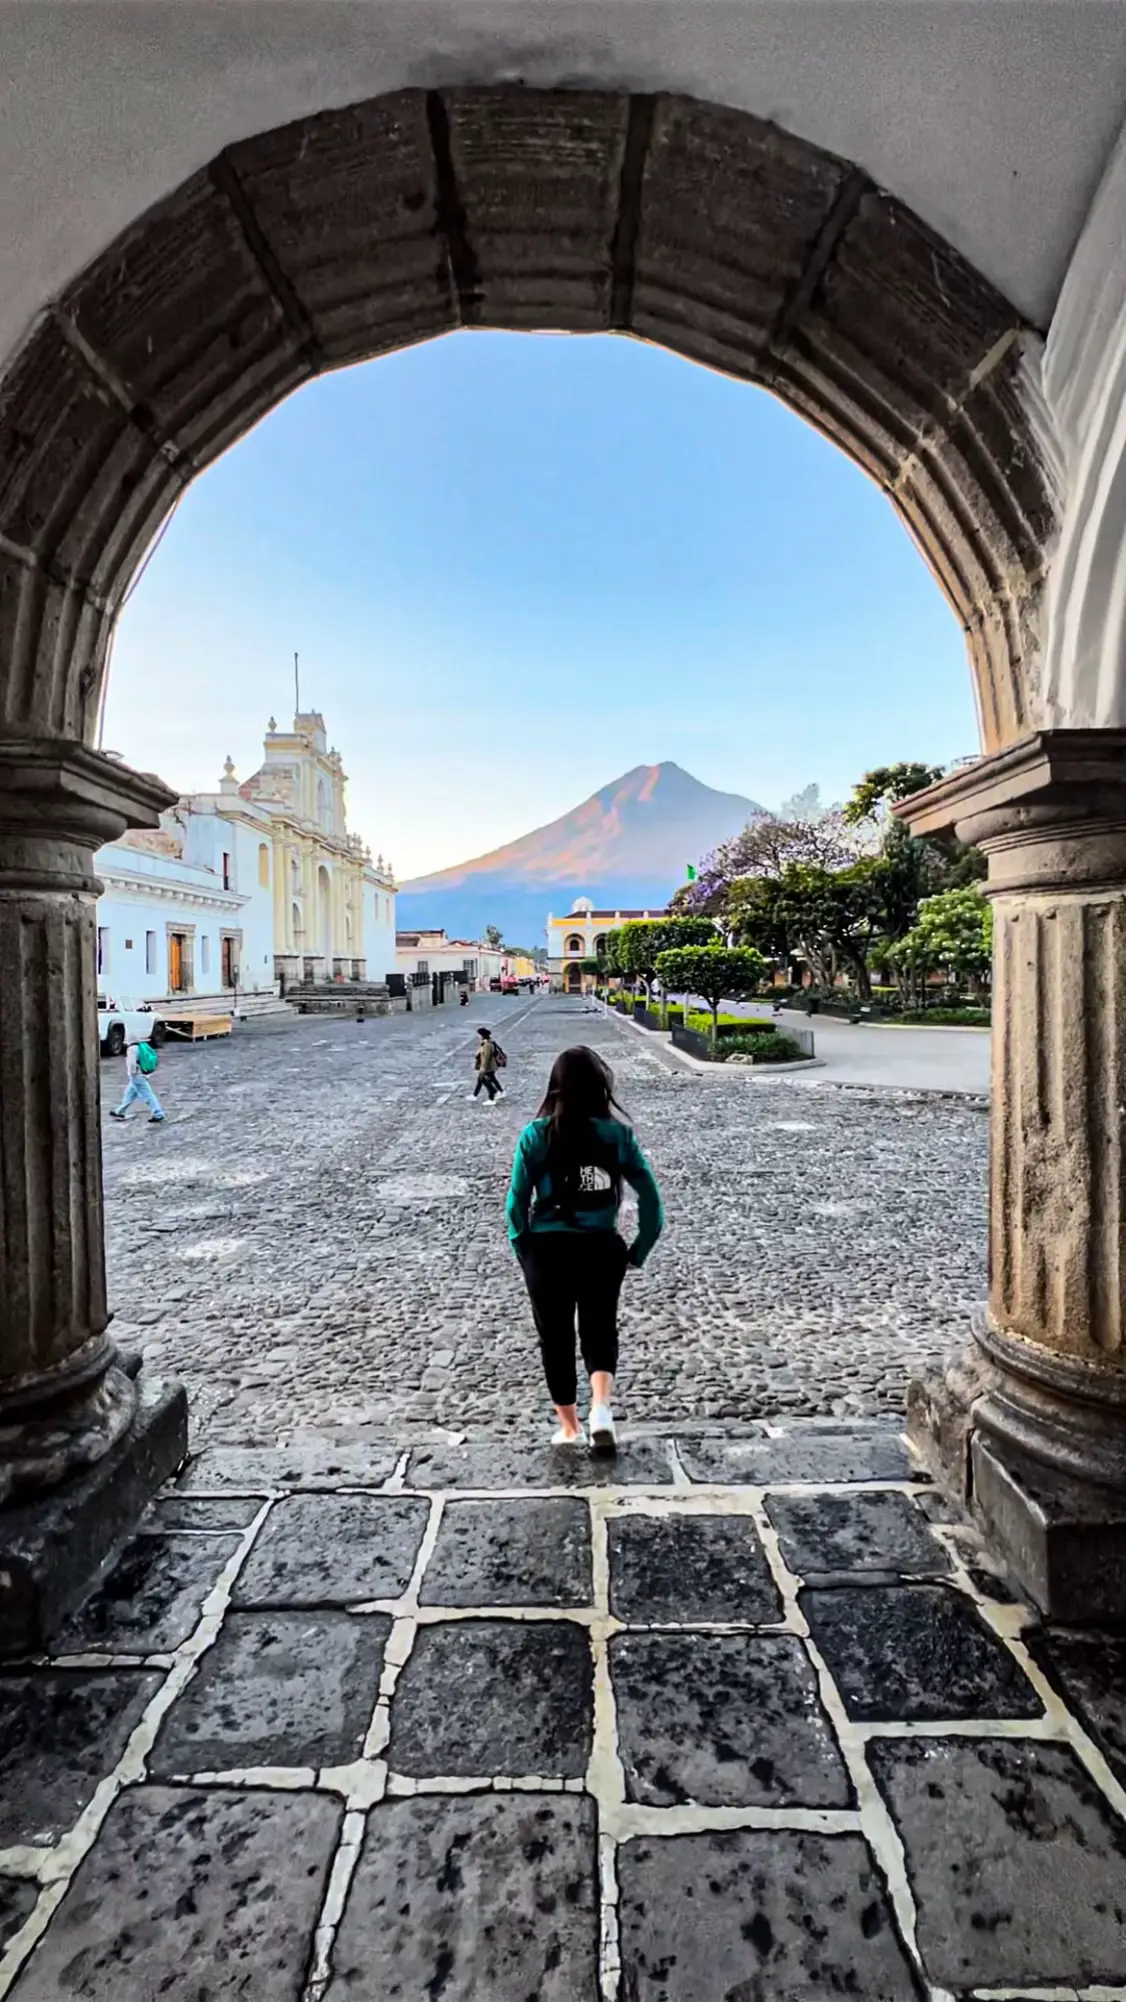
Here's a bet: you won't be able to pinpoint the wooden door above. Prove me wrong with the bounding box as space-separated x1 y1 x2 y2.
168 933 184 992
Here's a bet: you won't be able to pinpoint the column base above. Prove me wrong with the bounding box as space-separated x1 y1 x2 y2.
908 1334 1126 1622
0 1358 137 1507
971 1434 1126 1626
0 1371 188 1659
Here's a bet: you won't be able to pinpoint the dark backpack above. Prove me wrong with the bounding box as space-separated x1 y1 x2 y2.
494 1043 507 1069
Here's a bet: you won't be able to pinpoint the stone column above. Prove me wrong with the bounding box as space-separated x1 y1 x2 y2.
903 731 1126 1619
0 743 187 1653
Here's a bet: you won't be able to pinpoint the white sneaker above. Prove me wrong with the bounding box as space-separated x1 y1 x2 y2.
551 1426 586 1448
589 1404 617 1454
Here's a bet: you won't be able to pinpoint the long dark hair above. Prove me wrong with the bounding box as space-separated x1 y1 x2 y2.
536 1046 627 1217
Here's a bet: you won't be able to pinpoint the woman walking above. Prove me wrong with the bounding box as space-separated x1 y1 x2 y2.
470 1026 505 1102
506 1046 663 1452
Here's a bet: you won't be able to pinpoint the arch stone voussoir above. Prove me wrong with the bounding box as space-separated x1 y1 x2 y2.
59 166 312 467
0 84 1059 753
0 311 176 738
778 190 1018 442
224 91 455 365
440 87 629 332
628 96 854 381
0 559 111 740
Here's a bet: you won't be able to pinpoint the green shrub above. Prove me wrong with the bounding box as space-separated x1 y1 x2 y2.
719 1032 805 1063
883 1006 991 1027
685 1010 776 1038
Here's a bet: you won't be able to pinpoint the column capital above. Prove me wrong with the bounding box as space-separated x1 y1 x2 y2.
0 741 177 893
898 729 1126 894
0 740 177 844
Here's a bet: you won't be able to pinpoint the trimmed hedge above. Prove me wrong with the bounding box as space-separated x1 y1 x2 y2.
686 1011 779 1039
671 1023 808 1064
641 1005 785 1037
719 1032 805 1063
881 1006 991 1027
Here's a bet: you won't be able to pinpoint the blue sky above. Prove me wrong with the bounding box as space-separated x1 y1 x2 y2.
106 331 975 880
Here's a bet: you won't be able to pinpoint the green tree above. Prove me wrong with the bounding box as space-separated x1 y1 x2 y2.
724 875 793 973
845 761 985 927
602 928 625 982
483 924 504 949
613 916 716 1000
886 886 993 1007
842 762 944 825
772 861 886 1000
655 943 765 1047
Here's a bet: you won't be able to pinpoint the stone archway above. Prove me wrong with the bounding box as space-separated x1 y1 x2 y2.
0 87 1056 755
5 86 1111 1651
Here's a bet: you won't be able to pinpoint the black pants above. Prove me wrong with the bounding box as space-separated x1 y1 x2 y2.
474 1071 500 1098
518 1232 629 1406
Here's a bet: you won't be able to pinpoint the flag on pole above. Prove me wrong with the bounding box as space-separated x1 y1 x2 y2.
685 863 698 882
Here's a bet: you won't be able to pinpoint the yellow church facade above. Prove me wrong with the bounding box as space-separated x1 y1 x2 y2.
229 711 397 986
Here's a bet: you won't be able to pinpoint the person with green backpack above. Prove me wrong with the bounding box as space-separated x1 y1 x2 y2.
109 1036 165 1124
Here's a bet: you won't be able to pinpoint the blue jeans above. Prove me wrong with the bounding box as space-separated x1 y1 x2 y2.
115 1073 164 1118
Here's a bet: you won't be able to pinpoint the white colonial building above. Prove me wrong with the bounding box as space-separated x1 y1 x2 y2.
395 929 505 991
94 712 397 1008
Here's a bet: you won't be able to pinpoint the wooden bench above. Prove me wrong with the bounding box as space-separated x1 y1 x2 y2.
163 1014 234 1043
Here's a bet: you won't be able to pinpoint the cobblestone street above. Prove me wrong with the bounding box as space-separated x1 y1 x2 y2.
3 1005 1124 2000
101 995 987 1449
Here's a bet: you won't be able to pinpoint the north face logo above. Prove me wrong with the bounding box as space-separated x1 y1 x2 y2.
578 1164 613 1194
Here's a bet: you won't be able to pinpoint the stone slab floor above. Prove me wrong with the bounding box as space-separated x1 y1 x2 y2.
100 994 986 1447
4 999 1121 1996
2 1421 1126 1999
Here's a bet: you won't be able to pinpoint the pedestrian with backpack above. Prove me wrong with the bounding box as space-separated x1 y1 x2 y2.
469 1025 506 1102
109 1036 165 1124
506 1044 663 1452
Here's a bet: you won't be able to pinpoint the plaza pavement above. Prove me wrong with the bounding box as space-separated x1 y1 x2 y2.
730 1000 991 1096
1 999 1123 2000
97 994 988 1449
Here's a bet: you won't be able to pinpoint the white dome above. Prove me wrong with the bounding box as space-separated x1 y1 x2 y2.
570 896 595 914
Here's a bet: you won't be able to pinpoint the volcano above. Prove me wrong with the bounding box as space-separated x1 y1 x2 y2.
397 762 762 947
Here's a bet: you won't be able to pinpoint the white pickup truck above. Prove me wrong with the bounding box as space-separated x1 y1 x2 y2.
96 995 167 1058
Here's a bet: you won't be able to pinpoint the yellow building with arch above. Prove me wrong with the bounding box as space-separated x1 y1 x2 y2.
547 897 670 993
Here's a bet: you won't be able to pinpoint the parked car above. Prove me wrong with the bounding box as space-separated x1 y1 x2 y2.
97 995 167 1057
500 977 519 994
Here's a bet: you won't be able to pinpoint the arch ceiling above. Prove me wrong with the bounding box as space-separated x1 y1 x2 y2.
5 2 1126 356
0 85 1059 753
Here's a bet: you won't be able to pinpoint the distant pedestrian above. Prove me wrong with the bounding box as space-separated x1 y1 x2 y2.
470 1025 506 1102
506 1045 663 1452
109 1037 165 1124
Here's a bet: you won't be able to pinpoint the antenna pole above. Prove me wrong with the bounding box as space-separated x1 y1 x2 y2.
294 650 300 719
